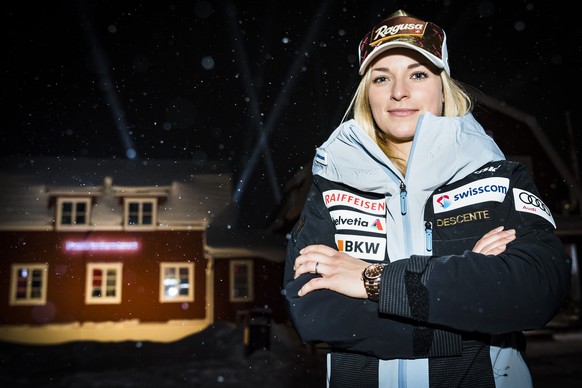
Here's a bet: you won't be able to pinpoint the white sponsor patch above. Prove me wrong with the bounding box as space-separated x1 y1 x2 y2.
433 177 509 214
330 209 385 234
323 190 385 215
335 234 385 261
513 188 556 228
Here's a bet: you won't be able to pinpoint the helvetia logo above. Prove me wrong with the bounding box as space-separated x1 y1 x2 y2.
371 219 384 231
330 209 385 234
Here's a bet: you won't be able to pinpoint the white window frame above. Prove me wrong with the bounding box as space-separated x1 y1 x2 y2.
85 262 123 304
160 262 195 303
124 198 157 229
10 263 48 305
230 260 254 302
56 197 91 230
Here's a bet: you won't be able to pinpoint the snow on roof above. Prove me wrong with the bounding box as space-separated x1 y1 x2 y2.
0 156 232 229
0 157 287 262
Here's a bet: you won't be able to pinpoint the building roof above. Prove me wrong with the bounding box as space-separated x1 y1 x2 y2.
0 157 230 228
0 157 287 262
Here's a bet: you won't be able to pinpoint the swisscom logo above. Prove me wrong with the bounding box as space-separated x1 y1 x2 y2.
433 177 509 214
436 195 451 209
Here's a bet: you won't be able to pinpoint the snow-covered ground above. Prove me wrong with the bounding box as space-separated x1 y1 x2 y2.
1 321 582 387
0 321 326 387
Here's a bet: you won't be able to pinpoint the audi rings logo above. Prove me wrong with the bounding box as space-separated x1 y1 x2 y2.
513 188 556 228
518 191 551 217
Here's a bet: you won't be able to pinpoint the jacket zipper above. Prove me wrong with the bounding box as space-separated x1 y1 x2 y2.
400 181 433 254
399 181 414 256
425 221 433 253
399 182 407 215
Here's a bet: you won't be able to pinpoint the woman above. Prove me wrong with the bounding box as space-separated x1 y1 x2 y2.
283 10 571 388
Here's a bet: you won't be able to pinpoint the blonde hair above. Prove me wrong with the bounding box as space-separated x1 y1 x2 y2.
342 68 473 173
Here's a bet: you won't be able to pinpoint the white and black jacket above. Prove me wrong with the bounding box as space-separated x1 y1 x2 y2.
283 113 572 388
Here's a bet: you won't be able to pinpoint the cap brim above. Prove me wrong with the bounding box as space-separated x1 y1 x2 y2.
359 41 447 75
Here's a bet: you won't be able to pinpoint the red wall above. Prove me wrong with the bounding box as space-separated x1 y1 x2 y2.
0 230 207 325
212 258 287 324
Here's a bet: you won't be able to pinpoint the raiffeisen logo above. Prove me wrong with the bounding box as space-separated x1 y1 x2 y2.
433 177 509 214
323 190 385 215
436 194 451 209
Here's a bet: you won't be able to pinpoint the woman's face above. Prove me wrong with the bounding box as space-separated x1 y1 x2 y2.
368 48 444 143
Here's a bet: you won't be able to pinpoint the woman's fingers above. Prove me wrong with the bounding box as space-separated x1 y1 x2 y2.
473 226 516 255
293 245 370 298
299 244 338 256
297 261 368 298
294 258 323 278
480 225 504 238
293 245 336 273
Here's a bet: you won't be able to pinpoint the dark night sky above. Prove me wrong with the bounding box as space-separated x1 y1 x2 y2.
2 0 581 226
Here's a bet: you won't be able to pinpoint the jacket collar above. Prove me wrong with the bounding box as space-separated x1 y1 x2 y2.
312 113 505 194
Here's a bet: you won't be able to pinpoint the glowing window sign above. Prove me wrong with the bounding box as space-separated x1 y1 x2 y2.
65 241 139 251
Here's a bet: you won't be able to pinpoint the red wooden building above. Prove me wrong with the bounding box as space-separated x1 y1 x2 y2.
0 157 287 344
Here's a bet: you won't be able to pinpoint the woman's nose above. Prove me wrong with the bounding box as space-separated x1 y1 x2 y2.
390 80 409 101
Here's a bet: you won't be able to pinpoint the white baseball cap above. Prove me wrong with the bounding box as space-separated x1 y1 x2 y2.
358 9 450 75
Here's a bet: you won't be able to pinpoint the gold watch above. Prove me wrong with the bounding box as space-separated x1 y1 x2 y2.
362 263 384 302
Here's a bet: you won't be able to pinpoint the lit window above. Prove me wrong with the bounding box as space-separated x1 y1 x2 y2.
85 263 123 304
56 198 91 229
124 198 156 228
160 262 194 302
230 260 254 302
10 264 48 305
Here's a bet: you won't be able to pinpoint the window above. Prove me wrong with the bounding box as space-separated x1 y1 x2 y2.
160 262 194 302
124 198 157 228
85 263 123 304
230 260 254 302
56 197 91 229
10 264 48 305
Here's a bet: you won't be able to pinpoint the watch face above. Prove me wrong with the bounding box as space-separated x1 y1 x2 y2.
365 264 383 279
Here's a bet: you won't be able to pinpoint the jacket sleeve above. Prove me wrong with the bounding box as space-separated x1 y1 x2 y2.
379 163 572 335
283 179 439 359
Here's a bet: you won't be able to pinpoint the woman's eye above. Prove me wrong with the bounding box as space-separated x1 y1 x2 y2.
411 71 428 80
373 76 388 84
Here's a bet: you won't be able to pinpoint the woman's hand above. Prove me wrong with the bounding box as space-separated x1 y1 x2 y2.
472 226 516 255
293 244 369 298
